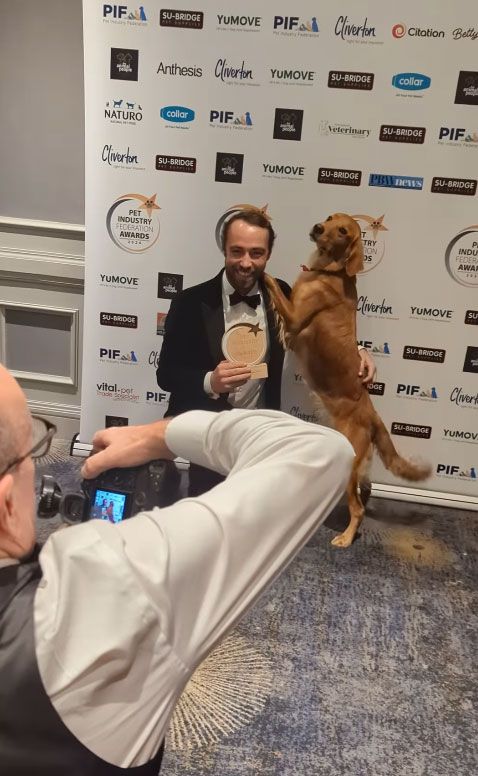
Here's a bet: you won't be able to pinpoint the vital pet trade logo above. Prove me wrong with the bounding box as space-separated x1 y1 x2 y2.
352 214 388 273
106 193 160 253
445 225 478 287
215 203 269 251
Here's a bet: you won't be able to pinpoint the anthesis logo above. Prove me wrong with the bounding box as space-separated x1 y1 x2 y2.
215 152 244 183
270 68 315 85
216 14 261 31
215 203 269 249
463 346 478 373
396 384 438 401
328 71 374 90
320 120 370 139
367 382 385 396
391 423 432 439
318 168 361 186
96 382 140 403
157 61 202 78
105 415 129 427
335 15 381 43
146 390 168 404
158 272 183 299
100 312 138 329
156 312 168 335
403 345 446 363
443 427 478 444
273 109 304 141
450 386 478 410
105 98 143 125
210 110 253 129
352 214 388 273
431 177 477 196
103 4 147 24
262 163 305 181
438 127 478 147
379 125 426 144
110 48 139 81
436 463 476 480
273 15 319 37
214 59 256 85
160 105 195 126
357 340 391 356
101 144 144 170
465 310 478 325
369 173 423 190
99 273 139 289
409 306 453 322
357 295 397 318
453 27 478 41
445 226 478 287
106 193 160 253
155 155 196 173
455 71 478 105
392 23 444 39
99 347 139 364
392 73 430 94
159 9 203 29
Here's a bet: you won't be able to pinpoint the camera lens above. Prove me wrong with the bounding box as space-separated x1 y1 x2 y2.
38 475 63 518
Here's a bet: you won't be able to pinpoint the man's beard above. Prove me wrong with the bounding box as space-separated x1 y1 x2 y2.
226 267 260 294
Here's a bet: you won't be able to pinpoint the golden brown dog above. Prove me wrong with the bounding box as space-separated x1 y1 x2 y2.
264 213 431 548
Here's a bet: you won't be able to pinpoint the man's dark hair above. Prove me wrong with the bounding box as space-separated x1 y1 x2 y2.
222 209 276 255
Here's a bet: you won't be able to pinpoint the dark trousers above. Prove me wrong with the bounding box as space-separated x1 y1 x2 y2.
188 463 225 497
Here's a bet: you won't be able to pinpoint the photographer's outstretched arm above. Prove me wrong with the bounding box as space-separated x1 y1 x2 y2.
81 419 174 478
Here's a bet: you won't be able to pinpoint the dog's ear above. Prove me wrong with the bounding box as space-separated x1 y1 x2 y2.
345 231 364 276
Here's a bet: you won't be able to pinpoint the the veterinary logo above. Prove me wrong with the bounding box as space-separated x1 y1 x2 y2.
392 73 431 96
357 295 397 319
452 27 478 41
438 127 478 148
318 168 361 186
157 272 183 299
270 68 316 86
110 48 139 81
352 214 388 273
358 340 391 357
409 306 453 322
450 386 478 410
436 463 476 480
99 273 139 289
367 382 385 396
160 105 195 127
273 16 319 38
369 173 423 190
431 177 477 196
96 382 140 403
273 109 304 141
214 59 256 85
155 155 196 173
215 203 269 250
445 226 478 287
320 120 370 139
443 427 478 444
100 312 138 329
216 14 261 31
334 15 381 43
215 152 244 183
103 4 147 24
156 312 168 335
463 346 478 373
159 9 203 28
99 347 139 364
328 71 374 90
156 61 203 78
391 423 432 439
262 163 305 181
465 310 478 325
105 415 129 427
101 144 144 170
146 390 168 404
392 23 444 39
106 193 160 253
379 125 426 144
403 346 446 363
396 384 438 401
105 98 143 125
455 71 478 105
209 110 253 130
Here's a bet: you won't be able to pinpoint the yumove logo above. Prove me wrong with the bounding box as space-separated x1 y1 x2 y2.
438 127 478 147
335 15 380 43
209 110 253 129
99 273 139 289
450 386 478 409
392 23 444 39
270 68 316 85
396 384 438 401
320 120 370 139
262 162 305 181
216 14 261 31
357 295 397 318
160 105 195 125
273 15 319 37
409 306 453 322
99 347 139 364
105 98 143 125
357 339 391 356
443 428 478 444
103 4 147 23
214 58 255 84
369 173 423 190
436 463 476 480
392 73 431 92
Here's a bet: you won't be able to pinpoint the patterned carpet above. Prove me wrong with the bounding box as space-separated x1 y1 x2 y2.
35 442 478 776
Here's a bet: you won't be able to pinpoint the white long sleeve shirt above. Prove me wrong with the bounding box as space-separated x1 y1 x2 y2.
34 409 354 767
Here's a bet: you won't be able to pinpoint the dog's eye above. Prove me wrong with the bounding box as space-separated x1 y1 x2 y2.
326 216 332 222
338 227 347 235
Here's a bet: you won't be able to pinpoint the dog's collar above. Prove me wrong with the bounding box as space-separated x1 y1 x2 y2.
308 265 346 276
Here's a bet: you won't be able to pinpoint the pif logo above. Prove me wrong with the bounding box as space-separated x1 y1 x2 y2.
273 16 319 36
396 384 438 400
146 391 168 403
210 110 253 129
436 464 476 479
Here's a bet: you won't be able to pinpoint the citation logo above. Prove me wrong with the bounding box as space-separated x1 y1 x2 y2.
96 382 140 403
391 423 432 439
318 168 361 186
454 71 478 106
99 347 138 364
99 273 139 289
100 312 138 329
445 226 478 287
409 306 453 322
155 155 196 173
262 163 305 181
215 203 268 250
215 152 244 183
443 427 478 444
438 127 478 148
103 4 147 24
357 295 397 319
157 272 183 299
369 173 423 190
392 73 431 95
463 346 478 373
273 15 319 38
273 109 303 141
106 193 160 253
379 125 426 144
465 310 478 325
105 415 129 427
352 214 388 273
328 71 374 90
436 463 476 480
367 382 385 396
105 98 143 125
216 14 261 31
320 120 370 139
210 110 253 130
156 312 168 335
431 177 477 196
159 9 203 29
392 23 444 39
160 105 195 126
396 384 438 401
403 345 446 363
110 48 139 81
450 386 478 410
270 68 316 86
334 15 381 43
156 60 203 78
358 340 391 356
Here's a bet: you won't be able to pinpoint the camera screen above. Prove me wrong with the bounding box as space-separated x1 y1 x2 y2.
90 489 128 523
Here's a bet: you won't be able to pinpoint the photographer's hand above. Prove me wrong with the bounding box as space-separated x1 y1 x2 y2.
81 419 174 479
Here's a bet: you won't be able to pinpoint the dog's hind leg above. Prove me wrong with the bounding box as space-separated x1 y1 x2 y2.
331 426 370 548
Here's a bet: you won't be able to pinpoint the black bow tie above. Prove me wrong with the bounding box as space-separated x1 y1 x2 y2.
229 290 261 310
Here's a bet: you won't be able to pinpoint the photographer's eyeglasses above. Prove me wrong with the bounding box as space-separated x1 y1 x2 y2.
0 415 57 478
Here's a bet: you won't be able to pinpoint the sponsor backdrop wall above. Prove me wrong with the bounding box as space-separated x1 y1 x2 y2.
81 0 478 505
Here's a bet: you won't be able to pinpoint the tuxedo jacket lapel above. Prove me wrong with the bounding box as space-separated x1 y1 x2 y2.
201 271 225 367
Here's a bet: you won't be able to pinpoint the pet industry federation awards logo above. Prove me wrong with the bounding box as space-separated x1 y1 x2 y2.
215 203 269 250
106 193 160 253
352 214 388 273
445 225 478 287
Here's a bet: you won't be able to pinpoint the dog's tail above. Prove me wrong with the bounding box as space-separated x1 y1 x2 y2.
372 413 431 481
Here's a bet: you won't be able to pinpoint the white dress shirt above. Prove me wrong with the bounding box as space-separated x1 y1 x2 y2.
34 409 353 767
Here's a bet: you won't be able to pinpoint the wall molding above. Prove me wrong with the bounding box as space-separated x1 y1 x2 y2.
372 483 478 511
0 217 84 240
28 399 81 420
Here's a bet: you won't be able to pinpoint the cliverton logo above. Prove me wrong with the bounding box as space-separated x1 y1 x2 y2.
379 125 426 144
160 105 195 124
334 15 380 43
328 71 374 90
449 386 478 409
214 59 256 84
159 9 204 29
403 345 446 363
431 177 477 196
392 73 431 92
318 168 361 186
101 144 144 170
369 173 423 190
391 423 432 439
357 295 397 318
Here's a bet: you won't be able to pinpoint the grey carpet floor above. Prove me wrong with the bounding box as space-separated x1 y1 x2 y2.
35 442 478 776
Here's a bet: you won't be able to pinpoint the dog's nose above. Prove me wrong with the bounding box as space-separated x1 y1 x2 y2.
315 223 324 235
